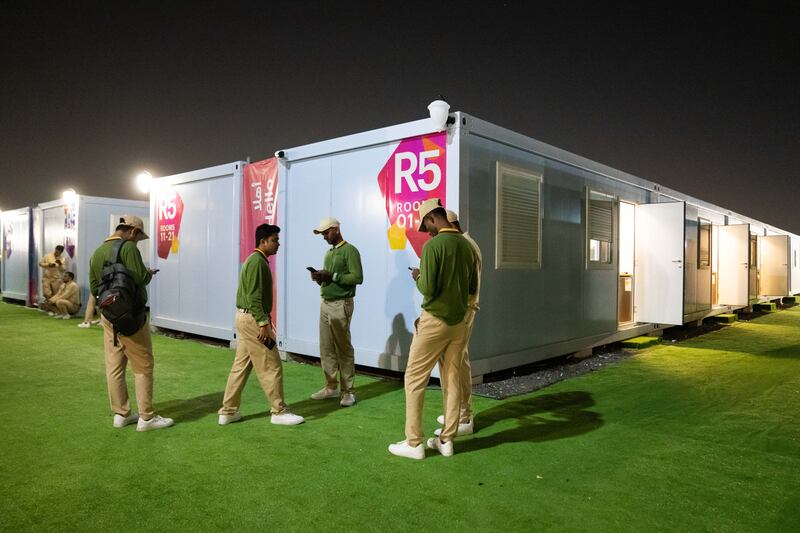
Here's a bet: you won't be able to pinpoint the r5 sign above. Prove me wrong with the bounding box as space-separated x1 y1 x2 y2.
394 149 442 193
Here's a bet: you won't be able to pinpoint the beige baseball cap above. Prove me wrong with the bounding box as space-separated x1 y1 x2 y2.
119 215 149 240
445 209 459 223
313 217 340 234
416 198 443 232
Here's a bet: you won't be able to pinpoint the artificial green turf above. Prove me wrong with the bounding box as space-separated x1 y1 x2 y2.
1 302 799 532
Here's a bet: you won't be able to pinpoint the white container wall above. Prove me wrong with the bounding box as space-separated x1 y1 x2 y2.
277 120 458 373
792 236 800 295
148 162 245 341
37 196 149 312
1 207 34 303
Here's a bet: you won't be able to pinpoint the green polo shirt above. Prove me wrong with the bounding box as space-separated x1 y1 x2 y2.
89 236 152 304
416 228 477 325
237 249 273 326
320 241 363 300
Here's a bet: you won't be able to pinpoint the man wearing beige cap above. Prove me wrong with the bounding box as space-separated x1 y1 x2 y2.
433 209 481 437
388 199 477 460
309 217 363 407
89 215 174 432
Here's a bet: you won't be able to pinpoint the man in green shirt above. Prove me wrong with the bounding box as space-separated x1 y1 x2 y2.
433 209 481 438
388 199 477 460
218 223 304 426
309 217 363 407
89 215 174 432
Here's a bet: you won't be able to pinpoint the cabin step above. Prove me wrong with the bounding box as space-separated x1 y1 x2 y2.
782 296 796 304
622 336 661 349
754 302 777 312
708 314 737 324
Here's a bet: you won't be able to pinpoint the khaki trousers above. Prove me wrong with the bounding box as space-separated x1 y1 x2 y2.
404 310 466 446
319 298 355 393
439 307 477 424
42 278 62 300
54 299 79 315
102 316 155 420
219 312 287 415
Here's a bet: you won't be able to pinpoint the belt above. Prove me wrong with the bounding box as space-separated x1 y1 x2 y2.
322 297 354 303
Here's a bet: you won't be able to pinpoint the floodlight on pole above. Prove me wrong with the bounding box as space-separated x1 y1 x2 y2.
136 171 153 193
62 188 77 202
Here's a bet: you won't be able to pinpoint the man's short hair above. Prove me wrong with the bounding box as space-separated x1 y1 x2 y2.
255 224 280 247
64 271 74 280
429 207 448 220
115 224 132 233
55 245 65 252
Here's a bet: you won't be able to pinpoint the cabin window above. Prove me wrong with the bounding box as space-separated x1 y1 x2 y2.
495 162 542 269
587 189 615 266
698 219 711 269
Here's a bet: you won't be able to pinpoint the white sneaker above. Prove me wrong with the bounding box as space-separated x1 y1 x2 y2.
310 387 339 400
388 440 425 460
426 437 454 457
340 392 356 407
434 418 474 437
91 319 102 325
270 412 305 426
112 412 139 428
136 415 175 432
61 314 71 320
47 312 56 316
77 322 91 328
218 411 243 425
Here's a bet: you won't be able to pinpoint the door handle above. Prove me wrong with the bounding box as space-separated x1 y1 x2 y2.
672 260 682 263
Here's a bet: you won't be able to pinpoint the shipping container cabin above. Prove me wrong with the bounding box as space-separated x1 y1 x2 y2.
274 111 799 378
36 196 149 313
148 162 246 341
1 207 36 304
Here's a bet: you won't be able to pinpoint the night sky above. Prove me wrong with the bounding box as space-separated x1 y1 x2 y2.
2 2 798 233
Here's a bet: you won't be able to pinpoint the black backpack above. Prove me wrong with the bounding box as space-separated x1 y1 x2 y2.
97 239 146 342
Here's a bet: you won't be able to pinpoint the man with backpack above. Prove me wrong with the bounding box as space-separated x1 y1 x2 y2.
89 215 174 432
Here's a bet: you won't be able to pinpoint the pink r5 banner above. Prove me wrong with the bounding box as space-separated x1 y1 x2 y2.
241 157 279 324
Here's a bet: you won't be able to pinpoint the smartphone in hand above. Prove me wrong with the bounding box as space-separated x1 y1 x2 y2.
307 266 318 273
264 337 276 349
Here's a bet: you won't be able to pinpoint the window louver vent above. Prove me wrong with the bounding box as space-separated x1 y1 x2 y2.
496 164 542 269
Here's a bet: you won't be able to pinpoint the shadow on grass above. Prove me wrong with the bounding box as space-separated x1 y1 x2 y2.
756 344 800 359
458 391 603 454
157 391 224 422
285 379 403 421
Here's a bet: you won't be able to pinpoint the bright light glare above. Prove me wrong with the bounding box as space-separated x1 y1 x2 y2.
62 188 77 201
136 171 153 193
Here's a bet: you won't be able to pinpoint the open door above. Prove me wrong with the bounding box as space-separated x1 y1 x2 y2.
760 235 789 296
634 202 685 325
718 224 749 306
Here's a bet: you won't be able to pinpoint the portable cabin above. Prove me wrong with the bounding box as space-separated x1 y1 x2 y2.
148 161 246 341
1 206 37 304
274 110 799 378
36 196 149 312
